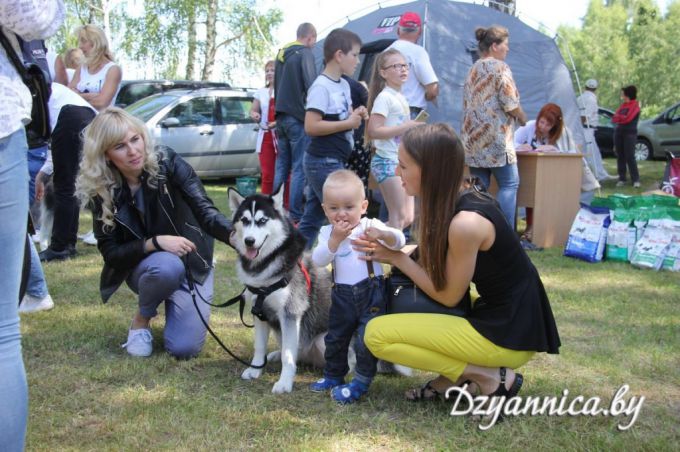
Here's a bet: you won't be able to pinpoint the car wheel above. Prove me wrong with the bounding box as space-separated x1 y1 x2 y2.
634 138 652 161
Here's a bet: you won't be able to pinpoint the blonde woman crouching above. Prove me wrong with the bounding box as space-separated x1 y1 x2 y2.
76 107 233 359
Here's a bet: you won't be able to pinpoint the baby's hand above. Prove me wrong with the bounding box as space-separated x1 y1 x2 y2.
331 220 354 240
364 226 383 242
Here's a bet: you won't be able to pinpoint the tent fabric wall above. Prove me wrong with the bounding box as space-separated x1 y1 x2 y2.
313 0 585 150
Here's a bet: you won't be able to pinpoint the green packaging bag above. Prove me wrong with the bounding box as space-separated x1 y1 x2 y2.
605 209 636 262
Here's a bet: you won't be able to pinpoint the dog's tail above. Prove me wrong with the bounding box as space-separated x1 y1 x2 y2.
38 179 55 251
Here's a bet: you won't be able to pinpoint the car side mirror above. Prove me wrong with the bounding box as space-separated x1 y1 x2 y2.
160 117 181 128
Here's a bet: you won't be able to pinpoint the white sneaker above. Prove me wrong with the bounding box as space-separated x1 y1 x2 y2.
31 230 41 243
616 181 626 187
122 328 153 357
19 294 54 313
81 230 97 246
633 181 641 188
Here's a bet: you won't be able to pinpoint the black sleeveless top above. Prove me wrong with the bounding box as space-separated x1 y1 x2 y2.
456 191 561 354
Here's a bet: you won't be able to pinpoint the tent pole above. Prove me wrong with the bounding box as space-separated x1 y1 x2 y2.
557 33 583 98
423 0 429 49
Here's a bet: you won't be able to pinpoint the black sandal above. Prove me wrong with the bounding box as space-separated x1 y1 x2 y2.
490 367 524 399
405 379 444 402
470 368 523 424
405 379 477 402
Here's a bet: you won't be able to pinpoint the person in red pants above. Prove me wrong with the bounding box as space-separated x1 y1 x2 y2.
251 60 289 204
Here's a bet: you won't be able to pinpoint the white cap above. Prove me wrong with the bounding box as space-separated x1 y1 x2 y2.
585 79 598 89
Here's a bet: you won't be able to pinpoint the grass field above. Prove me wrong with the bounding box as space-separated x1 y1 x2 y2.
21 158 679 450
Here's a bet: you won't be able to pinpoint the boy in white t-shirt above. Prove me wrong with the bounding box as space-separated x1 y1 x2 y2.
309 170 405 404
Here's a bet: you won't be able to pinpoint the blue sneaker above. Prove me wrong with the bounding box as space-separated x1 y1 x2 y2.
309 377 344 392
331 379 369 404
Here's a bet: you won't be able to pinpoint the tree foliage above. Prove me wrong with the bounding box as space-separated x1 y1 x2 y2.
52 0 282 82
558 0 680 117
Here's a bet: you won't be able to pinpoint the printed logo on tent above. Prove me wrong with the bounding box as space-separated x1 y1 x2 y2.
373 15 400 35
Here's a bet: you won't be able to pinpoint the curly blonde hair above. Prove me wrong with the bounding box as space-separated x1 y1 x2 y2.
76 107 160 231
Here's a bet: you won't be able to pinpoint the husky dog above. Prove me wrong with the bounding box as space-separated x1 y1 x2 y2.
228 187 333 394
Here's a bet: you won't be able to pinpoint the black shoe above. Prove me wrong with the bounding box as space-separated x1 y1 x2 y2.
39 247 72 262
67 244 78 257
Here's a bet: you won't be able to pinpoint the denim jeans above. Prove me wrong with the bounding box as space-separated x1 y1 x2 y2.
323 276 385 384
0 128 29 451
470 163 519 227
126 251 212 359
26 238 49 298
27 144 47 203
298 154 345 248
274 114 310 222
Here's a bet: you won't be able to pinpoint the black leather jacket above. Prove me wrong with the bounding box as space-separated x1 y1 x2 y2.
92 149 233 302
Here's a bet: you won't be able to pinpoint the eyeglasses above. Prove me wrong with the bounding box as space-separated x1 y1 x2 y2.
383 63 409 71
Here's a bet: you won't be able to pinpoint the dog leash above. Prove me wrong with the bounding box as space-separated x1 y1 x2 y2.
185 263 267 369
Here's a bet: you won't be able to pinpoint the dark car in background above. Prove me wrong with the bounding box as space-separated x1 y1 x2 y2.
595 103 680 160
115 80 231 108
595 107 615 156
126 87 259 178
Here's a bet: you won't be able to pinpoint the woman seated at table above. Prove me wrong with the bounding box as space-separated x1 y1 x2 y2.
514 103 599 242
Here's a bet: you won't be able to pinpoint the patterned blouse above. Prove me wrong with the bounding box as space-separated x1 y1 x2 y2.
461 57 521 168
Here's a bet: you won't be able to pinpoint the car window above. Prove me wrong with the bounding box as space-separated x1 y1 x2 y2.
598 111 613 127
126 94 178 122
117 83 160 107
668 106 680 123
218 97 253 124
164 97 216 127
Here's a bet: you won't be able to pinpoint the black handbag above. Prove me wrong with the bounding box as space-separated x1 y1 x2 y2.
385 258 472 317
0 32 52 142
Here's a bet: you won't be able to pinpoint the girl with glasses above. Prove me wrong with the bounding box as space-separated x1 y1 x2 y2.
366 49 422 231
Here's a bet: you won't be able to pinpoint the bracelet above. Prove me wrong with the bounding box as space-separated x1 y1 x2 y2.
151 236 163 251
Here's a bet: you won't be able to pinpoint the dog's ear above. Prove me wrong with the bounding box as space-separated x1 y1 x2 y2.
270 184 285 211
228 187 245 215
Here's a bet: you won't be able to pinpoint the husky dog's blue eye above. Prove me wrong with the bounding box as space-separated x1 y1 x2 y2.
256 218 268 226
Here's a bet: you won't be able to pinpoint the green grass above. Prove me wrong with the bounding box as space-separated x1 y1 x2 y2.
22 158 679 450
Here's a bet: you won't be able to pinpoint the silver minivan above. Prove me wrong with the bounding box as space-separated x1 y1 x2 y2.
126 87 260 178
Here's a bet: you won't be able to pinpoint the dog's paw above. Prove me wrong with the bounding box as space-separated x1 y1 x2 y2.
267 350 281 363
241 367 264 380
393 364 413 377
271 378 294 394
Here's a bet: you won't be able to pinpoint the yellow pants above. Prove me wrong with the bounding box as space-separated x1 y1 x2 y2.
365 314 535 382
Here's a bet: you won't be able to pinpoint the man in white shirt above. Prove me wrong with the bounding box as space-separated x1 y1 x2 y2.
387 12 439 118
578 79 613 181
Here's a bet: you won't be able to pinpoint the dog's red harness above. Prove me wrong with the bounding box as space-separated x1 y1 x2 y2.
298 260 312 295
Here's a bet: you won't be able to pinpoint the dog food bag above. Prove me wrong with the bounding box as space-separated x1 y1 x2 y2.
647 194 679 208
605 209 637 262
661 227 680 271
660 210 680 271
564 204 611 263
633 207 652 242
630 220 673 270
591 197 617 210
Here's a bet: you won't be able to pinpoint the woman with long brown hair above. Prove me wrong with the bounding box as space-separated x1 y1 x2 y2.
357 124 560 403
